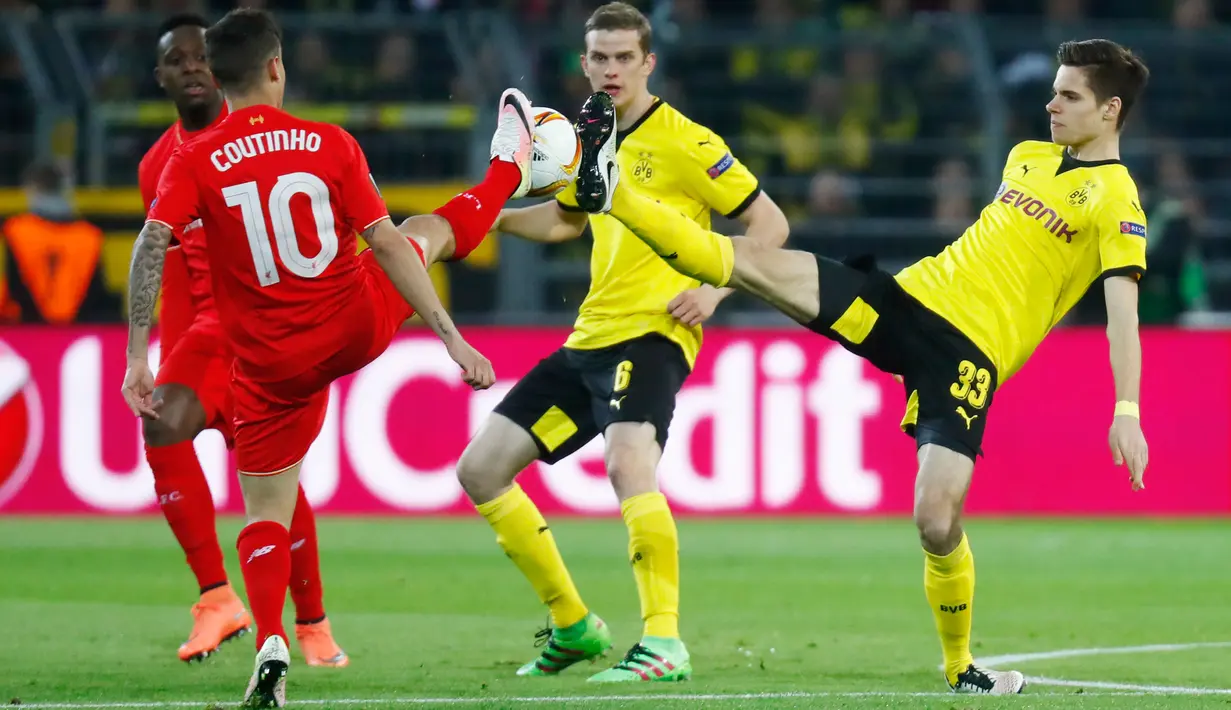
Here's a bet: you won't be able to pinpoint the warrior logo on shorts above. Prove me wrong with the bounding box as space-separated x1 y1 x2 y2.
0 340 43 509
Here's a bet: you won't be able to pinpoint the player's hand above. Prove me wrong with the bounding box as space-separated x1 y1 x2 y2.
1109 415 1148 491
120 358 160 419
447 338 495 390
668 285 725 327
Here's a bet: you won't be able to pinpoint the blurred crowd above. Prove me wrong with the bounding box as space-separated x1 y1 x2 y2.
1 0 1229 323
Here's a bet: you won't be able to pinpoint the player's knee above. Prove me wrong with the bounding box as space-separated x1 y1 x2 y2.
398 214 453 263
456 434 524 504
142 409 190 448
605 423 661 500
142 388 204 448
913 504 962 552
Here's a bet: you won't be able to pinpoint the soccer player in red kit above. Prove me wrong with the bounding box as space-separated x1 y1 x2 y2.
138 13 346 667
121 9 533 707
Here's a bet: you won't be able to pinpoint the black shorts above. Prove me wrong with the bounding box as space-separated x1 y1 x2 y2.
804 254 999 460
492 334 691 464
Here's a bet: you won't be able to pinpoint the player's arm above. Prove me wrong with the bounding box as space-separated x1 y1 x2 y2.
669 129 789 324
494 197 589 244
1098 201 1149 490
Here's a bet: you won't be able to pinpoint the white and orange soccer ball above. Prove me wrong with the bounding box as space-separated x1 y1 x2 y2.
527 107 582 198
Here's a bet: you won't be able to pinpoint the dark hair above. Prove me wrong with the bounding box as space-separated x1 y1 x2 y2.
585 2 652 55
1057 39 1149 129
22 161 66 194
156 13 208 41
204 8 282 94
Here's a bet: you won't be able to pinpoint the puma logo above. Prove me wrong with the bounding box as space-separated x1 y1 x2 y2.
537 526 550 534
1020 164 1034 176
955 406 978 431
662 252 678 260
610 395 627 410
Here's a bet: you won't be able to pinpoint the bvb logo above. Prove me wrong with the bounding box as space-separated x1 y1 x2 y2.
1067 187 1089 207
632 151 654 184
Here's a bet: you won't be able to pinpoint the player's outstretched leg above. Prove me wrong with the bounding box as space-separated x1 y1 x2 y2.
572 91 822 326
144 384 251 663
457 415 612 676
916 445 1024 695
425 88 534 264
287 485 348 668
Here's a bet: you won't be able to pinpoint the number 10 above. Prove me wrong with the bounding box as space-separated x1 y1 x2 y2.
222 171 339 287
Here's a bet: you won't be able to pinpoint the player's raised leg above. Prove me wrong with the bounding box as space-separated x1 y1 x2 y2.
288 486 348 667
422 87 535 264
144 381 251 662
587 422 690 683
573 91 821 325
456 415 611 676
915 445 1024 694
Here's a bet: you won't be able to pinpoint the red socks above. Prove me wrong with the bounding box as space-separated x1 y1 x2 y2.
289 485 326 624
237 520 291 649
433 159 522 261
146 441 227 593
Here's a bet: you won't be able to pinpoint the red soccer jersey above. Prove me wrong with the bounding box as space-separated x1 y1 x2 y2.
138 104 229 341
147 105 391 380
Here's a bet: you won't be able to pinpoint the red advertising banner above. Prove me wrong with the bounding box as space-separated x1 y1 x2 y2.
0 326 1226 516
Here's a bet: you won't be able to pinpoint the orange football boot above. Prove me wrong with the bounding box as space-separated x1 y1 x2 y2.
295 618 349 667
178 584 252 662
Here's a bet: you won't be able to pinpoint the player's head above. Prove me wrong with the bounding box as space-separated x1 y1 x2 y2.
154 14 219 112
204 8 285 106
581 2 656 114
1049 39 1149 146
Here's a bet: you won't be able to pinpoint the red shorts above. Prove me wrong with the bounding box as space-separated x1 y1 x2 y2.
155 321 235 446
232 243 422 475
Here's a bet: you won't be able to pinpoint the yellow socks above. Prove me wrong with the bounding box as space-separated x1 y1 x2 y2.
476 484 588 629
622 492 681 639
610 185 735 287
924 533 976 684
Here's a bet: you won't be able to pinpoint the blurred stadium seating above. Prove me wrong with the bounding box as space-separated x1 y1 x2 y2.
1 0 1229 324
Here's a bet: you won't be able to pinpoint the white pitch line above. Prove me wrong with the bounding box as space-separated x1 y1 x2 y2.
1030 677 1231 695
21 640 1231 708
979 641 1231 668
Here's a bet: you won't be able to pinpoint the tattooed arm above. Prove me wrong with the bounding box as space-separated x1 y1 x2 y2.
120 220 171 417
127 221 172 361
364 217 494 389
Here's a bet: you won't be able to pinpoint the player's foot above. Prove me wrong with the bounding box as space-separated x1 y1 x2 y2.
242 635 289 709
587 636 692 683
295 618 349 668
574 91 618 214
177 584 252 663
949 663 1027 694
491 88 534 199
516 613 613 676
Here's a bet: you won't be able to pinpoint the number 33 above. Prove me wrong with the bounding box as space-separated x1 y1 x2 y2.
949 359 991 409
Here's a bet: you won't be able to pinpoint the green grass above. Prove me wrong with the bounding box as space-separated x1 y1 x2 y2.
3 517 1231 709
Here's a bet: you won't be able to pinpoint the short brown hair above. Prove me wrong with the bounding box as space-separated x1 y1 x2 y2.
205 8 283 94
585 2 652 55
1057 39 1149 129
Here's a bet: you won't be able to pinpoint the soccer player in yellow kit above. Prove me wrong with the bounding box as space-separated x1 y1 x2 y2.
454 1 788 683
569 39 1150 694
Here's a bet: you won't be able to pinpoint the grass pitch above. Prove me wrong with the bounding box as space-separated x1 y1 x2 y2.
3 517 1231 709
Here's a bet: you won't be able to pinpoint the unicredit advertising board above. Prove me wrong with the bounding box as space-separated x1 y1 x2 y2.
0 326 1225 516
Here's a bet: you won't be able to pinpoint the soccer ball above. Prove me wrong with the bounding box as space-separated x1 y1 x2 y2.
527 107 582 198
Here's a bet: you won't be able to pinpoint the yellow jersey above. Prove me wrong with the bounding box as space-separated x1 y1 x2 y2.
556 99 761 367
895 140 1147 381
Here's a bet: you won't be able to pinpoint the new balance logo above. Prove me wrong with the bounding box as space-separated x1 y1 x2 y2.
290 539 306 552
940 603 968 614
955 406 978 430
248 545 276 563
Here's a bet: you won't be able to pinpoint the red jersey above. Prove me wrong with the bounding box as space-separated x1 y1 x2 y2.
147 105 391 381
138 104 229 340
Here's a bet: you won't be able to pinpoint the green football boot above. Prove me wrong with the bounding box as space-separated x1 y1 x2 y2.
587 636 692 682
516 613 613 676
